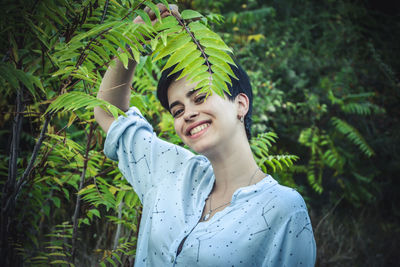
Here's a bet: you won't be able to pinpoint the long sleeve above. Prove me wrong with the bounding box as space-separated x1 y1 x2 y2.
103 107 194 202
263 209 316 267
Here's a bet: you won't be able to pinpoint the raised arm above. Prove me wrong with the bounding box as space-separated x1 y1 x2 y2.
94 4 179 133
94 55 136 133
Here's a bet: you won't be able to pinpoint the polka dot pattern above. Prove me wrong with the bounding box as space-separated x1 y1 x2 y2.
104 107 316 266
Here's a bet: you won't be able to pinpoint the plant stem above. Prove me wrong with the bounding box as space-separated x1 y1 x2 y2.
71 122 95 261
100 0 109 24
113 201 124 250
0 89 24 265
15 112 52 192
174 14 213 86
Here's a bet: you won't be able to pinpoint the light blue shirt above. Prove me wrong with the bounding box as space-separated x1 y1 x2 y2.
104 107 316 267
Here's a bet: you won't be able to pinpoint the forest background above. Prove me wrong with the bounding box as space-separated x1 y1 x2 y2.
1 0 399 266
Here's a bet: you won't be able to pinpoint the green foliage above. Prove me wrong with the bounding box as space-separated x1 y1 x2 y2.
152 16 236 96
2 0 399 265
0 0 276 265
251 132 298 174
45 91 125 119
194 0 395 207
331 117 374 157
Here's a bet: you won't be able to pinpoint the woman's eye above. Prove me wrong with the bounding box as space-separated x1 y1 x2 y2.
195 94 206 103
172 109 183 118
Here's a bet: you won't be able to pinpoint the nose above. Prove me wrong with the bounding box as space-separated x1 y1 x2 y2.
184 110 199 122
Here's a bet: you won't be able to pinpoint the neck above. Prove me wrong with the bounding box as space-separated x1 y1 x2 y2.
206 136 262 196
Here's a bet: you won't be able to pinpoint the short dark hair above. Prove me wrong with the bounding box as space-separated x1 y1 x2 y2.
157 63 253 139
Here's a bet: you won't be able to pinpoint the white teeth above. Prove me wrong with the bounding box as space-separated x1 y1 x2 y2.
190 123 210 136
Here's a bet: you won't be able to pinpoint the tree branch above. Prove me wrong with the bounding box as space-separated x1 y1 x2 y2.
113 201 124 250
100 0 109 24
71 121 95 261
15 112 52 192
0 89 24 265
174 14 213 86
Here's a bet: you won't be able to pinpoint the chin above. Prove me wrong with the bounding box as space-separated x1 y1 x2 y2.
187 139 220 157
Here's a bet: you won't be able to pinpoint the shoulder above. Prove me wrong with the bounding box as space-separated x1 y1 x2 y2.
181 154 213 175
274 184 307 211
260 180 309 222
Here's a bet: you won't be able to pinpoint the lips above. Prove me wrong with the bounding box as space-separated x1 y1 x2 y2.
186 121 211 136
190 123 210 135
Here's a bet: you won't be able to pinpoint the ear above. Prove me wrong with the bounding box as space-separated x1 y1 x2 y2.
235 93 250 118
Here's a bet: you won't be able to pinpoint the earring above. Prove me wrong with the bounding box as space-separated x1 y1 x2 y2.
238 115 244 123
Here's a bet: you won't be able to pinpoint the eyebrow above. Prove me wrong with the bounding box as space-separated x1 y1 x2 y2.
168 89 199 111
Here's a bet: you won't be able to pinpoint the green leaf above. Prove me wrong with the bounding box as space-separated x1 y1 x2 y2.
152 32 191 61
144 2 161 22
331 117 374 157
204 47 235 65
116 191 126 206
199 37 232 52
188 21 208 32
169 49 202 76
193 28 222 41
50 260 71 265
52 197 61 208
69 21 117 44
119 52 129 69
186 65 209 84
90 209 100 218
112 253 122 264
162 42 197 71
181 10 204 20
176 57 205 81
135 9 152 26
154 16 179 31
45 91 125 119
158 0 171 10
91 44 110 62
105 257 117 267
208 56 237 80
210 72 229 95
211 64 232 86
0 63 19 89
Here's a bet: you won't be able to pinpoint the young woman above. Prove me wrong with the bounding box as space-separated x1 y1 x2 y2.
94 4 316 266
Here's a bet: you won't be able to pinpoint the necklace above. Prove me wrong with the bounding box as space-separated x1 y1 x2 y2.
201 167 261 222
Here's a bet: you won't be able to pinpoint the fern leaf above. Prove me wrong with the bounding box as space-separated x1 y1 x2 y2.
68 21 118 44
144 2 162 22
154 16 180 31
181 10 204 20
186 65 210 83
307 155 323 194
177 58 207 81
152 31 191 61
135 9 153 27
0 63 44 97
331 117 374 157
169 49 202 76
162 42 197 71
210 64 233 87
198 37 232 52
45 92 125 119
204 47 235 65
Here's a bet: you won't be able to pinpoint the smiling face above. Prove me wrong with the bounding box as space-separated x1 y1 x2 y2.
167 76 248 157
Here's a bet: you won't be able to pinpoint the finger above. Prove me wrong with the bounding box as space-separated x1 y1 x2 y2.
157 3 168 14
160 11 169 19
170 5 181 20
147 8 156 21
133 15 144 24
143 6 150 13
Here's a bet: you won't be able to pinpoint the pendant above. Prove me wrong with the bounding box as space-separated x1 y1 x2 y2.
202 212 211 221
